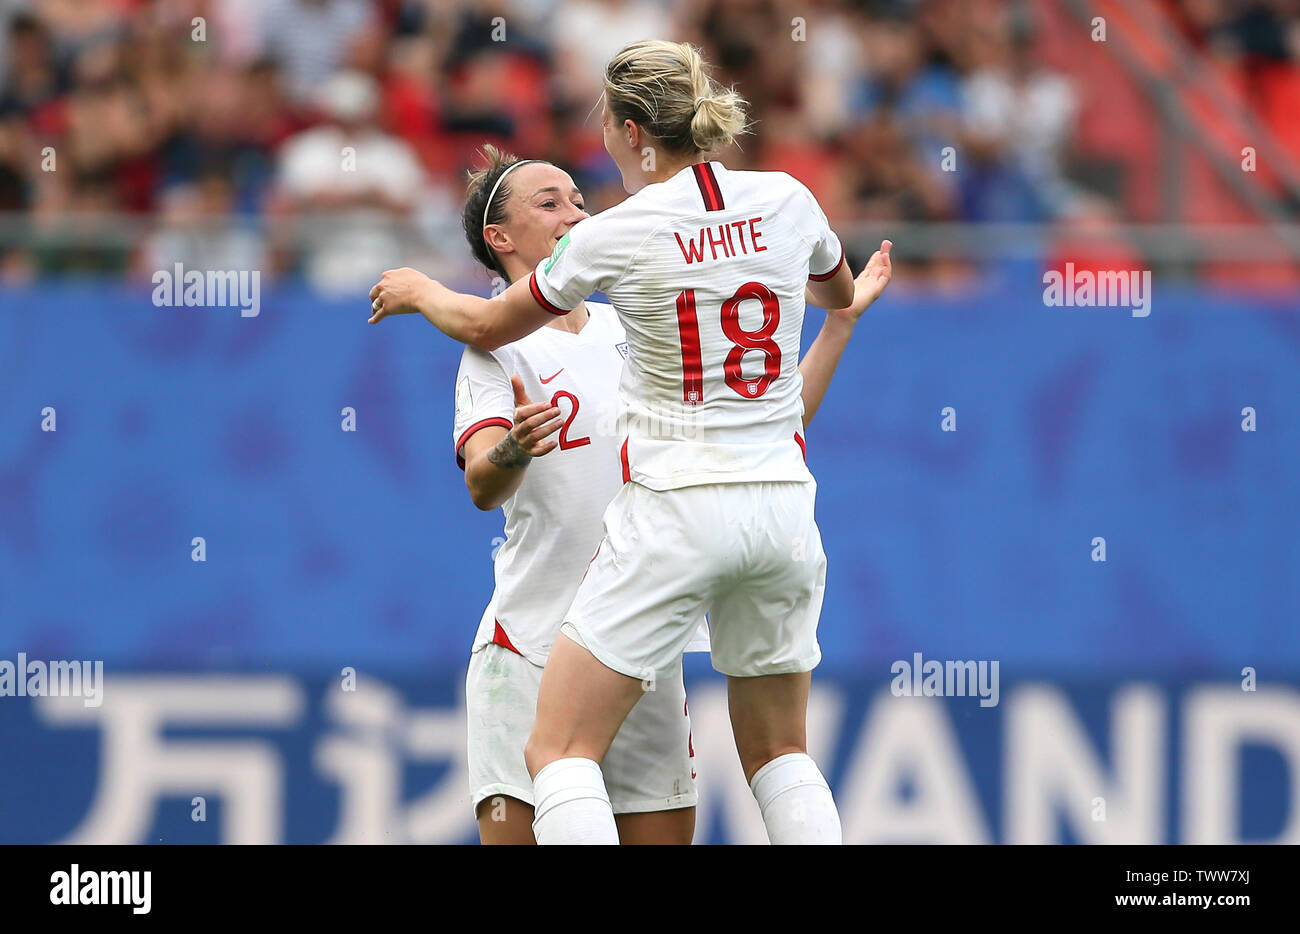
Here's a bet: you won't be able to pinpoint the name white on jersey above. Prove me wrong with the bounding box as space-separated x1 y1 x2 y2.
531 162 842 491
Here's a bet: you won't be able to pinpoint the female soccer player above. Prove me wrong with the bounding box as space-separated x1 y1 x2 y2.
447 144 882 844
370 40 893 845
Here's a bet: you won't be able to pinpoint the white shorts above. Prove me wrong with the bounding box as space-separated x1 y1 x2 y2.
566 480 826 681
465 641 697 815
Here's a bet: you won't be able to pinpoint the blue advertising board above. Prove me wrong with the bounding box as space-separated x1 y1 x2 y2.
1 282 1296 843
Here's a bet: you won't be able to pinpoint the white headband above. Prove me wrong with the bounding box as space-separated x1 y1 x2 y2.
482 159 540 232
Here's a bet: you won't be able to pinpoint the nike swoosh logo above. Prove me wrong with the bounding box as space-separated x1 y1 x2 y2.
540 369 564 384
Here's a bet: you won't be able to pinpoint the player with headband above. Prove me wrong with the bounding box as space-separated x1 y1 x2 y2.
371 40 893 845
443 143 881 844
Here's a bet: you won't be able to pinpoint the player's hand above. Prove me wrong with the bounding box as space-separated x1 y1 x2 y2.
828 240 893 326
368 267 437 323
509 375 562 457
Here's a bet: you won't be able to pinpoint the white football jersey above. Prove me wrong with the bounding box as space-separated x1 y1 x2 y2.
530 162 843 491
453 302 710 664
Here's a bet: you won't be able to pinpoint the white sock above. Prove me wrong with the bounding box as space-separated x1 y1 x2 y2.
749 752 842 845
531 757 618 845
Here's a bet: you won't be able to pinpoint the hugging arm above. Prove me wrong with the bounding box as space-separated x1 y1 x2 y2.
797 240 894 428
369 268 562 351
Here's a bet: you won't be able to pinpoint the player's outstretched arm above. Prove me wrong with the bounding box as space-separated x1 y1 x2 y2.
798 240 893 428
462 376 562 511
368 268 555 351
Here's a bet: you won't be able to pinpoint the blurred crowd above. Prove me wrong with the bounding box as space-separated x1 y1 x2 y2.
0 0 1297 289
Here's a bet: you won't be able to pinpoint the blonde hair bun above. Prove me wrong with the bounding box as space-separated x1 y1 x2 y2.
605 40 749 154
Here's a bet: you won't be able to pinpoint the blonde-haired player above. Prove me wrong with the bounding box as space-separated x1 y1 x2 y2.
448 143 882 844
371 40 893 845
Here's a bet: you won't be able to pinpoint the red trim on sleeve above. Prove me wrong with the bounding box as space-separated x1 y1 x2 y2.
492 620 523 656
528 271 570 316
455 417 513 469
794 431 806 461
620 437 631 483
808 246 845 281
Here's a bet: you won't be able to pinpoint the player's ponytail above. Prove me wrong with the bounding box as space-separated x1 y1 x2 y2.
687 50 748 154
605 40 749 155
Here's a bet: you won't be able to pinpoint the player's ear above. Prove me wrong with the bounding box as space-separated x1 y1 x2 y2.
485 224 514 257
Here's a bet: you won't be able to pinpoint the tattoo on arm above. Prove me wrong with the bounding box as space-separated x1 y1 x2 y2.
487 432 531 469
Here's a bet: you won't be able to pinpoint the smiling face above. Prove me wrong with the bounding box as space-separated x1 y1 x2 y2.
485 162 588 281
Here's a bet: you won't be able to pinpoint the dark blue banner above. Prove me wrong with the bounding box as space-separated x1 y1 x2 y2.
1 282 1297 843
